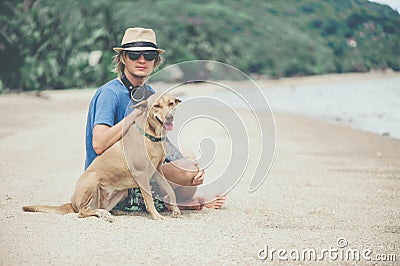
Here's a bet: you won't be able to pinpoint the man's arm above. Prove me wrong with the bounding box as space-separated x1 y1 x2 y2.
92 108 143 155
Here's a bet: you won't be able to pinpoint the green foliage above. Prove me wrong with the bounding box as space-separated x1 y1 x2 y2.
0 0 399 91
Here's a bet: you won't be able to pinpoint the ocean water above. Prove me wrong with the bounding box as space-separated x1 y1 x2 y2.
189 75 400 139
262 75 400 139
156 74 400 139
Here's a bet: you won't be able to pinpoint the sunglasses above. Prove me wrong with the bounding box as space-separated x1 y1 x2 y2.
126 51 158 61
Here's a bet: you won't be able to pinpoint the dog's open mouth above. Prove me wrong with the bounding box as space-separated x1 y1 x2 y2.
163 121 173 131
163 115 174 131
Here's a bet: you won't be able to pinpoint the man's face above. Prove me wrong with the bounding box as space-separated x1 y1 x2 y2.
123 50 157 79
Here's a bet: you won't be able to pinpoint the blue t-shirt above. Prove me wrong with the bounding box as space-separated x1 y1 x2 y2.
84 79 155 169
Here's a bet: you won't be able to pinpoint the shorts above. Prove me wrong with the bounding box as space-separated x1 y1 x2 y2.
113 139 184 213
113 180 168 212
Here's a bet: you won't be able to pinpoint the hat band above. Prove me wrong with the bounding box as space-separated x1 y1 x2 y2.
121 41 158 49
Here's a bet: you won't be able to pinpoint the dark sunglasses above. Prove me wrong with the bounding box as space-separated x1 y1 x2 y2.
126 51 158 61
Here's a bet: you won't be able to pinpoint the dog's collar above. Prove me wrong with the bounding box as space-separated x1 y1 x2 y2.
135 124 166 142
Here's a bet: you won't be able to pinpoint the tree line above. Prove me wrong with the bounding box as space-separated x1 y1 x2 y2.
1 0 399 92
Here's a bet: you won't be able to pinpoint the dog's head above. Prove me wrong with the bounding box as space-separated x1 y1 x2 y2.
134 93 181 133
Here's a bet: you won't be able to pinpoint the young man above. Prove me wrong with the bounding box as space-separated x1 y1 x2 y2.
85 27 225 212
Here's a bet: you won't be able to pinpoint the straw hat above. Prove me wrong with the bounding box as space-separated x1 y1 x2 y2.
113 27 165 54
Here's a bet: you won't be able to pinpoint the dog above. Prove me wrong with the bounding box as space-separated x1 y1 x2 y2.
23 93 182 221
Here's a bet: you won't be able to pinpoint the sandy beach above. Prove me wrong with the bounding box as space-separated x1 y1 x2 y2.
0 73 399 265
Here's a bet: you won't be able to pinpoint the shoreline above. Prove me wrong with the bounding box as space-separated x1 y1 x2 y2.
1 71 399 94
256 71 400 88
151 72 400 140
258 72 400 139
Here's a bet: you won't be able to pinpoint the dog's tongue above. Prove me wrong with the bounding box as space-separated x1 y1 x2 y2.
163 122 174 131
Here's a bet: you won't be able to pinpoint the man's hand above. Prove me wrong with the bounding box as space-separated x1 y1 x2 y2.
132 100 148 115
192 164 204 186
126 103 147 127
130 106 146 119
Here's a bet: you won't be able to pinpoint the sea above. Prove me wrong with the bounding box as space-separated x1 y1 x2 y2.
176 74 400 139
261 74 400 139
155 73 400 139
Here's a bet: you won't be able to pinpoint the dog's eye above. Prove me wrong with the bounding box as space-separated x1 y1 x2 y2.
168 102 174 107
153 104 161 109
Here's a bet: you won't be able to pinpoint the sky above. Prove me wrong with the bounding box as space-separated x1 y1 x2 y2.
368 0 400 12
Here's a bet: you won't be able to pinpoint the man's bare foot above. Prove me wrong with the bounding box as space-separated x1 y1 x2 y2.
166 195 226 211
205 195 226 209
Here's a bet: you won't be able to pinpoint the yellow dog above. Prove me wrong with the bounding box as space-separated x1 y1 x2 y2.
23 93 181 221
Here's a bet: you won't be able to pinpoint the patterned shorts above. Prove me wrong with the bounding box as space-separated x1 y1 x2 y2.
113 139 184 213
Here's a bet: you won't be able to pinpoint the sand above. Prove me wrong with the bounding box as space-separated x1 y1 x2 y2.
0 73 399 265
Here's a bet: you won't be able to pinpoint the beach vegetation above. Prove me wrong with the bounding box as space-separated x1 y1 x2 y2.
0 0 399 91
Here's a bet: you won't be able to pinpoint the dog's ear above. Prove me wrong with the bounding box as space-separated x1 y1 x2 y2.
174 98 182 105
132 100 148 111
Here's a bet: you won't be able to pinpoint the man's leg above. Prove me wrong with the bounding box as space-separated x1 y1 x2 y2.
161 159 226 209
160 158 199 203
162 141 226 209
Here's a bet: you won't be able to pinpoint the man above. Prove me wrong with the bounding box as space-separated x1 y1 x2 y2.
85 27 225 212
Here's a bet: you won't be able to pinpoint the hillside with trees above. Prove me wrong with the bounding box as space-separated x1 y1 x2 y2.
1 0 399 91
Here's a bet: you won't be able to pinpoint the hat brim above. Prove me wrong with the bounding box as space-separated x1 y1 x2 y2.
113 47 165 54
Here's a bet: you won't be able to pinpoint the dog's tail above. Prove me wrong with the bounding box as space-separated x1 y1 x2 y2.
22 203 75 214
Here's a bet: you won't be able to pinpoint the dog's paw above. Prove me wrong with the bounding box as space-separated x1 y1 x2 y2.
150 212 165 220
96 209 115 223
171 206 181 218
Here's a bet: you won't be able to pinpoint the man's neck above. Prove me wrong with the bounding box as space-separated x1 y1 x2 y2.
123 69 146 87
